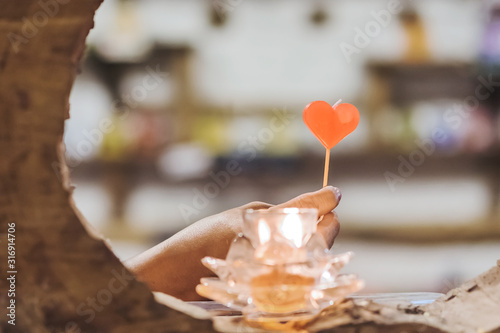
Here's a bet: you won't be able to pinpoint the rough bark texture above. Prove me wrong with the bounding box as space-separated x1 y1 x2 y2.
0 1 499 333
423 260 500 333
0 1 215 332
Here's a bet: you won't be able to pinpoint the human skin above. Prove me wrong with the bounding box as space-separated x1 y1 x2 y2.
125 186 342 301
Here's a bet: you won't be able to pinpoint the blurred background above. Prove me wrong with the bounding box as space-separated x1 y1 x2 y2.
66 0 500 294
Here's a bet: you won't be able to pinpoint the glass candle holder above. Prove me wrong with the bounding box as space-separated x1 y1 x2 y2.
196 208 363 326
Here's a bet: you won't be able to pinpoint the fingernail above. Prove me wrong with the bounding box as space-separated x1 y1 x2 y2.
333 187 342 202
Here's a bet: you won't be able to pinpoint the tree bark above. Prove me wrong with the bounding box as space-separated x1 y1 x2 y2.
0 1 215 332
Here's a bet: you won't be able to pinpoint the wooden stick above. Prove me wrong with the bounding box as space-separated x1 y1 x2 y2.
323 148 330 188
321 99 340 188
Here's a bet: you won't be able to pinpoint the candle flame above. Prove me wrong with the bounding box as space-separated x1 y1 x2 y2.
281 213 303 247
258 219 271 244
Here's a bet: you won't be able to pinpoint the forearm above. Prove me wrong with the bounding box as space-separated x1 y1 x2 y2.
125 212 238 300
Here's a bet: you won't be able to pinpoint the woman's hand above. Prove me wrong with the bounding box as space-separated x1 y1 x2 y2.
125 186 342 300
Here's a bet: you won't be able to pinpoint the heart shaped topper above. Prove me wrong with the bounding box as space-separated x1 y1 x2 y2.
303 101 360 149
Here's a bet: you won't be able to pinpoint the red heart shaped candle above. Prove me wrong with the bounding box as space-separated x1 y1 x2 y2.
303 101 360 149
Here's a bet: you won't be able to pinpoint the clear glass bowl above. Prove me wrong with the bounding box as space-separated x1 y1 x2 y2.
196 208 364 323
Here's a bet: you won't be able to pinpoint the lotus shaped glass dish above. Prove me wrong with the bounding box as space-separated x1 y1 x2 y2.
196 208 364 322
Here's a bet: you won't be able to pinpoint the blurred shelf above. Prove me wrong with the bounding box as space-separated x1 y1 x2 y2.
70 149 500 182
366 60 478 106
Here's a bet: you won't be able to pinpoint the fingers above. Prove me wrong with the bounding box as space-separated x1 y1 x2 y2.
316 212 340 248
274 186 342 217
239 189 341 248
